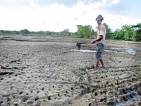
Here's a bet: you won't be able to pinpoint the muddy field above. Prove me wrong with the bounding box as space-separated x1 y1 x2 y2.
0 35 141 106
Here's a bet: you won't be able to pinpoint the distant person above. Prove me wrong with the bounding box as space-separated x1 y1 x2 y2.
91 14 106 70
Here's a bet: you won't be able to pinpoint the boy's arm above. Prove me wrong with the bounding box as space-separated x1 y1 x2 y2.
91 35 103 44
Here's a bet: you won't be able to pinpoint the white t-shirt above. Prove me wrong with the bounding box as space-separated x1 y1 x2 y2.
96 24 106 44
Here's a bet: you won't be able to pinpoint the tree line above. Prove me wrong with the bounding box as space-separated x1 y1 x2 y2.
0 29 71 36
0 23 141 41
75 23 141 41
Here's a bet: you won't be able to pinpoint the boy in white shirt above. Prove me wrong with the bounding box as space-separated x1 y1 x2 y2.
91 14 106 70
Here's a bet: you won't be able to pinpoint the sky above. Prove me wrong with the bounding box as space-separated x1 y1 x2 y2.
0 0 141 32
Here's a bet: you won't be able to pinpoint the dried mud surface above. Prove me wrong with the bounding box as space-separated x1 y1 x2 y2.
0 35 141 106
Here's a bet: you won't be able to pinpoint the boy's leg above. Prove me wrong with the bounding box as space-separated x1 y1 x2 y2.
94 45 99 70
95 43 104 69
100 59 105 68
90 46 99 71
94 59 99 70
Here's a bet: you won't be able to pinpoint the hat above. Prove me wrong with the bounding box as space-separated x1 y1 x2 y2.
96 14 104 21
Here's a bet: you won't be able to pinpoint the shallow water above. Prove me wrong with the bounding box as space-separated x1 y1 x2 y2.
111 48 136 55
72 49 96 53
72 48 137 55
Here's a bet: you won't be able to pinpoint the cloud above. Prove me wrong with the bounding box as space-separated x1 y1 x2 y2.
88 0 92 3
102 0 120 7
6 0 16 2
29 0 35 6
0 0 140 32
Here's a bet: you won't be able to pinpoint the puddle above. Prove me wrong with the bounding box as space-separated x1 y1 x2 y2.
125 49 136 55
111 48 136 55
71 49 96 53
71 48 137 55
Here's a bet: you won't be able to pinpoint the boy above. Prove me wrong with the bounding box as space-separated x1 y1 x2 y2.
91 14 106 70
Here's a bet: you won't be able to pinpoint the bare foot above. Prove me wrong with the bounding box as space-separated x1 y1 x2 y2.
90 67 98 71
101 66 105 69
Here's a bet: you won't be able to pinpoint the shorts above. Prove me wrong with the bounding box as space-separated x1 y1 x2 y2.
96 43 104 60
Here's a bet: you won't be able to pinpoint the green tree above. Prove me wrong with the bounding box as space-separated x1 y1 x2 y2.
0 30 4 34
20 29 30 34
122 25 136 41
44 31 51 35
11 31 19 34
103 23 112 39
113 29 124 40
4 30 11 34
76 25 83 38
59 29 70 36
113 25 136 41
76 25 95 38
132 23 141 41
91 29 96 39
